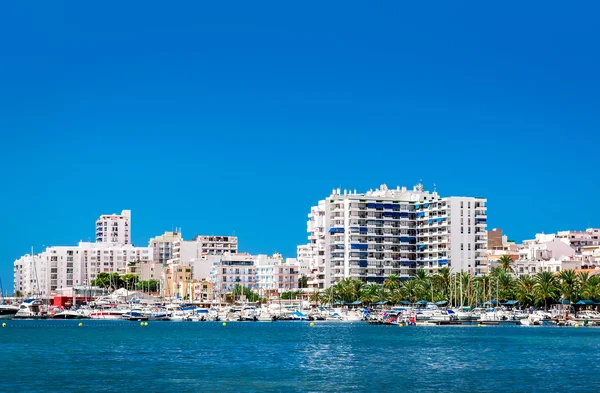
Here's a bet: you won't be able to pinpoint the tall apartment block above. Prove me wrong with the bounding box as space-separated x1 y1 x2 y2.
148 231 182 264
302 184 487 289
96 210 131 244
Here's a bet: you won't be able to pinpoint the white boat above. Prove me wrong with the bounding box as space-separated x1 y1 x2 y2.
430 309 456 322
14 298 48 319
0 304 19 319
52 309 89 319
89 308 126 320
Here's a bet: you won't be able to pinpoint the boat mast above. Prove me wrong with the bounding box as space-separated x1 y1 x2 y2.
459 271 463 307
32 246 41 300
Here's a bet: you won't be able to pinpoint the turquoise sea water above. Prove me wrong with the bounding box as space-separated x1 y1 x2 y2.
1 321 600 392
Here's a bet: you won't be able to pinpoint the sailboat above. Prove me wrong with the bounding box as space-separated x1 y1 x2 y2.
14 248 48 319
0 278 19 318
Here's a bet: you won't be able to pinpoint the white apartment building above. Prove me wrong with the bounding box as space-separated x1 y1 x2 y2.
302 184 487 289
254 254 302 296
196 235 238 256
210 253 256 297
96 210 131 244
418 196 488 276
210 253 303 298
149 231 182 264
171 235 239 265
556 229 600 253
14 242 152 297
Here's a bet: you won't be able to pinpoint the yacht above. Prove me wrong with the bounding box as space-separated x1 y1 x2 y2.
0 304 19 319
14 298 48 319
90 307 126 320
52 309 89 319
122 311 148 321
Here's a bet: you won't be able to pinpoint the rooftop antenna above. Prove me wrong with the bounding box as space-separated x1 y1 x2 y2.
433 183 437 192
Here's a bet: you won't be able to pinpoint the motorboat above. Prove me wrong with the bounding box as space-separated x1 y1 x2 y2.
52 309 89 319
14 298 48 319
122 311 148 321
430 309 457 322
90 308 126 320
0 304 19 319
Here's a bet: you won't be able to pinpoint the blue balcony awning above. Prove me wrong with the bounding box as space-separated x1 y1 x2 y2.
437 218 442 223
415 204 420 209
424 203 429 208
350 244 368 250
438 259 448 264
428 219 433 224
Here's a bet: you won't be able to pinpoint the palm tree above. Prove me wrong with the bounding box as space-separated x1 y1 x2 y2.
496 271 515 301
558 269 578 303
434 267 451 300
515 275 535 307
384 274 400 290
534 271 559 309
309 290 322 305
581 276 600 302
497 255 515 274
360 283 379 305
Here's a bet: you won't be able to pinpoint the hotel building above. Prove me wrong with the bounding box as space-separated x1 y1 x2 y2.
96 210 131 244
171 235 239 265
14 242 152 297
302 184 487 289
149 231 182 264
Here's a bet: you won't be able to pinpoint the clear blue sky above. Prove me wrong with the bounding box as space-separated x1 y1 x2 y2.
1 2 599 290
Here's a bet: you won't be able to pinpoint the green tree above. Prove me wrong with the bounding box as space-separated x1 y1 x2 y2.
559 269 578 303
281 291 302 300
384 274 400 290
121 274 139 289
515 276 536 307
231 285 260 302
136 279 159 292
298 275 309 289
534 271 559 309
497 255 515 274
581 276 600 302
360 283 379 304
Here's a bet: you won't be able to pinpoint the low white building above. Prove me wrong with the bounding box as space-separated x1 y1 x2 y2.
172 235 238 266
14 242 152 297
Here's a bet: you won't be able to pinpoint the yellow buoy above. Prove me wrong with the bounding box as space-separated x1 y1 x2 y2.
140 321 144 326
78 322 82 327
477 323 482 327
399 324 403 327
575 324 579 328
2 322 6 327
310 322 315 327
222 322 226 327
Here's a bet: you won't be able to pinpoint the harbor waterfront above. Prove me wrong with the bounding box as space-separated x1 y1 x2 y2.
2 321 600 393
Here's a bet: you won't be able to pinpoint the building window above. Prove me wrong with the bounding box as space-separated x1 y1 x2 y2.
461 243 464 250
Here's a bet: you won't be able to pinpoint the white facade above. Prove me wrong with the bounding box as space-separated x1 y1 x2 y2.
195 235 238 256
96 210 131 244
13 254 44 297
302 184 488 289
149 231 182 264
172 235 238 265
209 253 302 296
14 242 152 297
